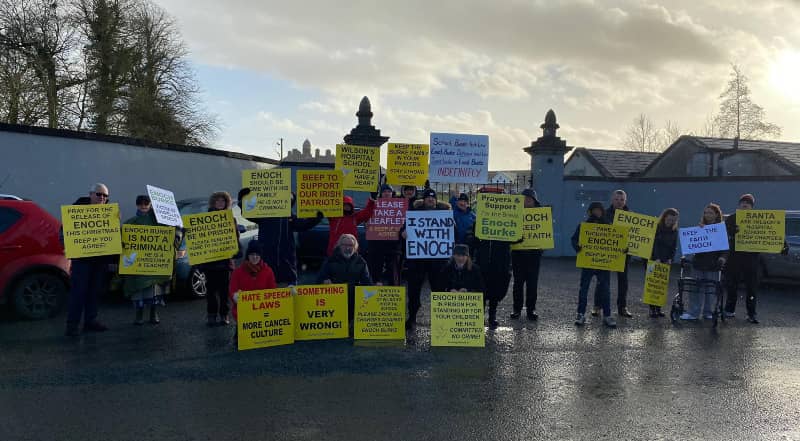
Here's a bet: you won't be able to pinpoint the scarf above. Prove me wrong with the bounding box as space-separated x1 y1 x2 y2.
245 260 261 276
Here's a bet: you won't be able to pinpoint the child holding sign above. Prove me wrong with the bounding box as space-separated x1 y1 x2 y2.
572 202 615 328
229 241 277 327
649 208 679 318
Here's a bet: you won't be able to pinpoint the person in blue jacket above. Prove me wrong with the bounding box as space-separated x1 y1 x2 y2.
450 190 476 245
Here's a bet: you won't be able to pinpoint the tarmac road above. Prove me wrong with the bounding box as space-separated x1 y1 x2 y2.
1 258 800 441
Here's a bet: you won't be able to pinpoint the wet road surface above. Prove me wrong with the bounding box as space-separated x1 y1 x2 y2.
2 258 800 440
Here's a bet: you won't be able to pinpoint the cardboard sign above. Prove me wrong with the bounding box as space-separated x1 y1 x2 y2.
386 143 429 186
613 209 658 260
297 170 343 218
237 288 294 350
575 223 629 272
429 133 489 184
366 198 407 241
354 286 406 340
146 185 183 228
679 223 729 255
511 207 554 250
736 210 785 253
335 144 380 192
240 168 292 218
475 193 524 241
642 261 670 307
294 284 348 340
119 225 174 276
182 210 239 266
430 292 484 347
405 210 455 259
61 203 122 259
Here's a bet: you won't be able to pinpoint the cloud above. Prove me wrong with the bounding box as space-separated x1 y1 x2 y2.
257 112 308 134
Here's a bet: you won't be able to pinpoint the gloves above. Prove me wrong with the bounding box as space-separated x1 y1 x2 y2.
316 211 324 219
370 192 378 199
622 247 630 255
574 245 582 252
288 285 298 296
232 291 239 303
782 244 790 256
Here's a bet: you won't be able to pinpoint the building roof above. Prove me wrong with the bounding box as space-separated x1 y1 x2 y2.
691 137 800 168
567 148 660 178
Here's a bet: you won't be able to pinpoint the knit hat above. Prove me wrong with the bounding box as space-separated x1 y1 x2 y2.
380 184 394 195
135 195 150 205
422 189 437 199
245 240 262 256
453 244 470 256
739 193 755 206
521 188 537 200
457 193 469 202
588 201 604 213
343 196 355 209
401 185 417 192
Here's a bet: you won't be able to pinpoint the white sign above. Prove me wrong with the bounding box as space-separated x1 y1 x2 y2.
679 222 729 255
405 210 454 259
429 133 489 184
146 185 183 228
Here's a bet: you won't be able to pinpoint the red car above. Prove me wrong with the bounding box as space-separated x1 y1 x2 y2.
0 198 70 319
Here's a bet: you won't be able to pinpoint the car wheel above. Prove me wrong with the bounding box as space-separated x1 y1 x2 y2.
188 267 207 298
12 272 67 319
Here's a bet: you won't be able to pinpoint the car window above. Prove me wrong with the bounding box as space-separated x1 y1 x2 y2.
787 218 800 237
231 203 257 231
178 201 209 215
0 207 22 233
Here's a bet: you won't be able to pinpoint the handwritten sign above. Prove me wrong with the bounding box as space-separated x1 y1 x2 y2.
613 209 658 260
679 223 729 255
354 286 406 340
405 210 454 259
430 292 484 347
736 210 785 253
475 193 523 241
367 198 407 241
294 284 348 340
642 261 670 307
429 133 489 184
386 143 429 186
575 223 629 272
296 170 343 218
237 288 294 350
182 210 239 265
61 203 122 259
511 207 554 250
240 168 292 218
119 225 174 276
146 185 183 228
335 144 380 192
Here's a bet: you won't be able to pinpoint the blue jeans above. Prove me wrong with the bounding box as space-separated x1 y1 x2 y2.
67 259 108 326
578 269 610 316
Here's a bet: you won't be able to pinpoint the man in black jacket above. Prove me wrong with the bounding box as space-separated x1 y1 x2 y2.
599 189 633 318
317 234 371 328
511 188 544 321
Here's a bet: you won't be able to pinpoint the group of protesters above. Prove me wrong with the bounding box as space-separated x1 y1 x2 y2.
62 181 782 338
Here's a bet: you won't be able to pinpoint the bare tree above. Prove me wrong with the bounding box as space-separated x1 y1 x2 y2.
714 64 781 140
661 119 682 148
624 113 662 152
0 0 80 128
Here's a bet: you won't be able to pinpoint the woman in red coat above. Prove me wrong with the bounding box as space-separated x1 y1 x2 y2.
326 195 375 256
229 241 277 322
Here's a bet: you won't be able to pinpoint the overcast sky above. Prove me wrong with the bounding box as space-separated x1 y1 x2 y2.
156 0 800 169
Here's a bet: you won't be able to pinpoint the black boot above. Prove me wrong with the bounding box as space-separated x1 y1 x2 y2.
488 301 499 329
149 306 160 324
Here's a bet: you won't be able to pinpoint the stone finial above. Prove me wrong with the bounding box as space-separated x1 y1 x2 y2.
541 109 559 137
344 95 389 147
357 96 373 126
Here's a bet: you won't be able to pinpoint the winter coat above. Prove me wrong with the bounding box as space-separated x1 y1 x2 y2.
229 260 277 320
651 225 678 263
450 196 477 245
120 210 180 297
439 261 484 292
255 213 322 285
571 214 608 252
725 212 759 263
327 198 376 256
316 248 372 297
199 192 241 272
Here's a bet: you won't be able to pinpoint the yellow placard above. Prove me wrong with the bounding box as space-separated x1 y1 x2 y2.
241 168 292 218
237 288 295 350
736 209 785 253
119 225 174 276
430 292 484 347
354 286 406 340
182 210 239 266
335 144 380 192
294 284 349 340
576 223 629 272
386 143 429 187
511 207 555 250
642 260 670 307
297 170 343 218
475 193 524 241
61 203 122 259
613 209 658 260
